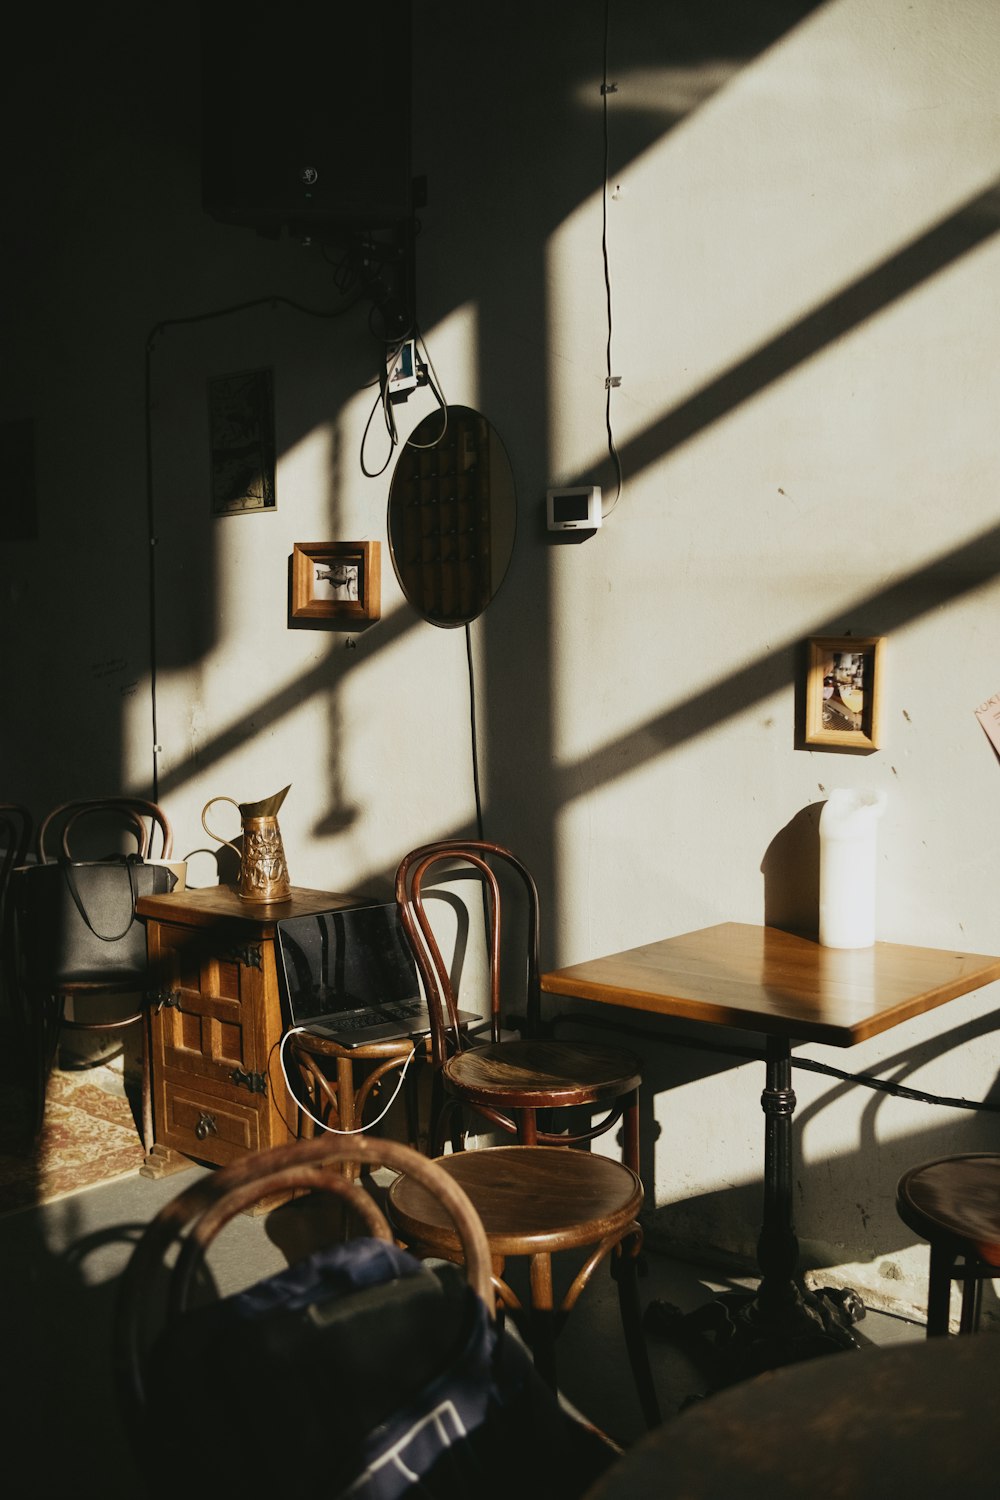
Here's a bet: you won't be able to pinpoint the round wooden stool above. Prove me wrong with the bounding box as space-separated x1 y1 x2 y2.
896 1152 1000 1335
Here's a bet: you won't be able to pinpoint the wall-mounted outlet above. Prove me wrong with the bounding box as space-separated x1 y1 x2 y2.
387 340 418 397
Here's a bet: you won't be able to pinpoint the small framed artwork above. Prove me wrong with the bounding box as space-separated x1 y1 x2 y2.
208 367 276 516
805 635 884 750
291 541 381 622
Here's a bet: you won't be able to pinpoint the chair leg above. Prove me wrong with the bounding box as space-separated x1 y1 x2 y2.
32 990 64 1140
528 1251 558 1390
402 1059 422 1151
612 1234 661 1429
431 1095 464 1156
958 1259 983 1335
926 1245 954 1337
622 1088 640 1177
139 1016 154 1157
334 1057 364 1181
427 1073 447 1154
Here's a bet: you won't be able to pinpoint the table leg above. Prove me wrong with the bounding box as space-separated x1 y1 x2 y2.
646 1034 865 1391
747 1035 865 1341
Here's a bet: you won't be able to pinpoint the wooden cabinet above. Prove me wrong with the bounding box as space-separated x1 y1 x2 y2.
137 884 363 1175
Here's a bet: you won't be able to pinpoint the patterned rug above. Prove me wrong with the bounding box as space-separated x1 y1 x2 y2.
0 1050 146 1217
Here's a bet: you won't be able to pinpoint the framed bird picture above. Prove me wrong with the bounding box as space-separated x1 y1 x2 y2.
291 542 381 623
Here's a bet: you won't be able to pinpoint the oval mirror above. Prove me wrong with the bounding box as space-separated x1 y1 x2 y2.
387 405 517 626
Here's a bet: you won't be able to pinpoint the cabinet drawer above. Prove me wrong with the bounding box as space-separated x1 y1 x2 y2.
156 1078 262 1166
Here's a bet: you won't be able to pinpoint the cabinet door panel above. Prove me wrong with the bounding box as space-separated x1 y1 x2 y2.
149 923 264 1083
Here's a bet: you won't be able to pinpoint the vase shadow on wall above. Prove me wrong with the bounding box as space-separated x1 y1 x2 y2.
761 802 822 938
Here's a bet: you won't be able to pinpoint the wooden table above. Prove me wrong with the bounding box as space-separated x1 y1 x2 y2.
582 1330 1000 1499
541 922 1000 1386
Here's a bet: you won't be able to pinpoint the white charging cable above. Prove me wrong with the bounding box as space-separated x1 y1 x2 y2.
278 1025 418 1135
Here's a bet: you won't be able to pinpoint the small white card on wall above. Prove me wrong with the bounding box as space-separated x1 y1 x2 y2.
974 691 1000 758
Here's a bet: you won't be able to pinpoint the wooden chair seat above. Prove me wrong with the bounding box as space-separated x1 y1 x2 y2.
388 1143 660 1429
896 1153 1000 1335
444 1037 641 1113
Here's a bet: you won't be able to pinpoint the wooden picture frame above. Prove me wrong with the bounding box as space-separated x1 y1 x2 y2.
805 635 884 750
208 367 276 516
291 541 381 622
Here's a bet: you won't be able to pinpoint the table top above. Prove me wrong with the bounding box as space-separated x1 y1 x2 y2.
136 884 367 933
540 922 1000 1047
582 1331 1000 1500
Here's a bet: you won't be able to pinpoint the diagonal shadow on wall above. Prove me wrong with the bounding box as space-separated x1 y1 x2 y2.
553 517 1000 797
150 165 1000 861
153 510 1000 858
578 179 1000 494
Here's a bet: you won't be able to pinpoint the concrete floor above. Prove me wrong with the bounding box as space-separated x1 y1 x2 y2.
0 1157 926 1496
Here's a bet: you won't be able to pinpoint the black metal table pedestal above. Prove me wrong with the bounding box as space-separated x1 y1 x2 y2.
646 1034 865 1391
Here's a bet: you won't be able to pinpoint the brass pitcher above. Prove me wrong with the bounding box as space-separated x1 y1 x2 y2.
201 784 292 902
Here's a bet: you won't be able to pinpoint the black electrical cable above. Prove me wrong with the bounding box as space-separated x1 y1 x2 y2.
601 0 623 516
144 289 366 800
465 623 485 842
359 383 398 479
361 322 447 476
143 340 161 802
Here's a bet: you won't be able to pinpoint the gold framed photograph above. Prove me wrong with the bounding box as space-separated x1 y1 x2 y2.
291 541 381 622
805 635 884 750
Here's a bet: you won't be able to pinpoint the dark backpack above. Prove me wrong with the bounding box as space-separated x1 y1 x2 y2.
144 1237 616 1500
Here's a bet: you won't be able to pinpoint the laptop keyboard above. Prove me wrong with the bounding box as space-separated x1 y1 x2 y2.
314 998 427 1034
386 1000 425 1018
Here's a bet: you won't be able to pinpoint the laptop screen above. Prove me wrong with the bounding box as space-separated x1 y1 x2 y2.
276 902 421 1025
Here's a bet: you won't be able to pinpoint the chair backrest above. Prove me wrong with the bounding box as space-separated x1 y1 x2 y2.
116 1134 494 1398
1 803 33 916
395 839 542 1065
0 803 33 877
114 1136 496 1494
37 797 173 863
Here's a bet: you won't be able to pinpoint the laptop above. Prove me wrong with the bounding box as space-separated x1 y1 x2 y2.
275 901 480 1048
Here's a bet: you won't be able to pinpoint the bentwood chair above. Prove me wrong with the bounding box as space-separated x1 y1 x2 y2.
13 797 174 1148
395 840 642 1168
114 1136 618 1500
387 1142 661 1429
896 1153 1000 1335
282 905 474 1170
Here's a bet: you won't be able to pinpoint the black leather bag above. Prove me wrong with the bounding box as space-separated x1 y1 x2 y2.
13 855 177 988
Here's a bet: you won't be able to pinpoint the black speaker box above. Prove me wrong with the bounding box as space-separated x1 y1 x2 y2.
201 0 413 234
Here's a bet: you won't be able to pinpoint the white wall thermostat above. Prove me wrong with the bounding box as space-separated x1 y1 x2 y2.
546 486 603 531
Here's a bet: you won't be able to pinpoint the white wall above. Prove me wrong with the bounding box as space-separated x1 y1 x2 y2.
4 0 1000 1322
